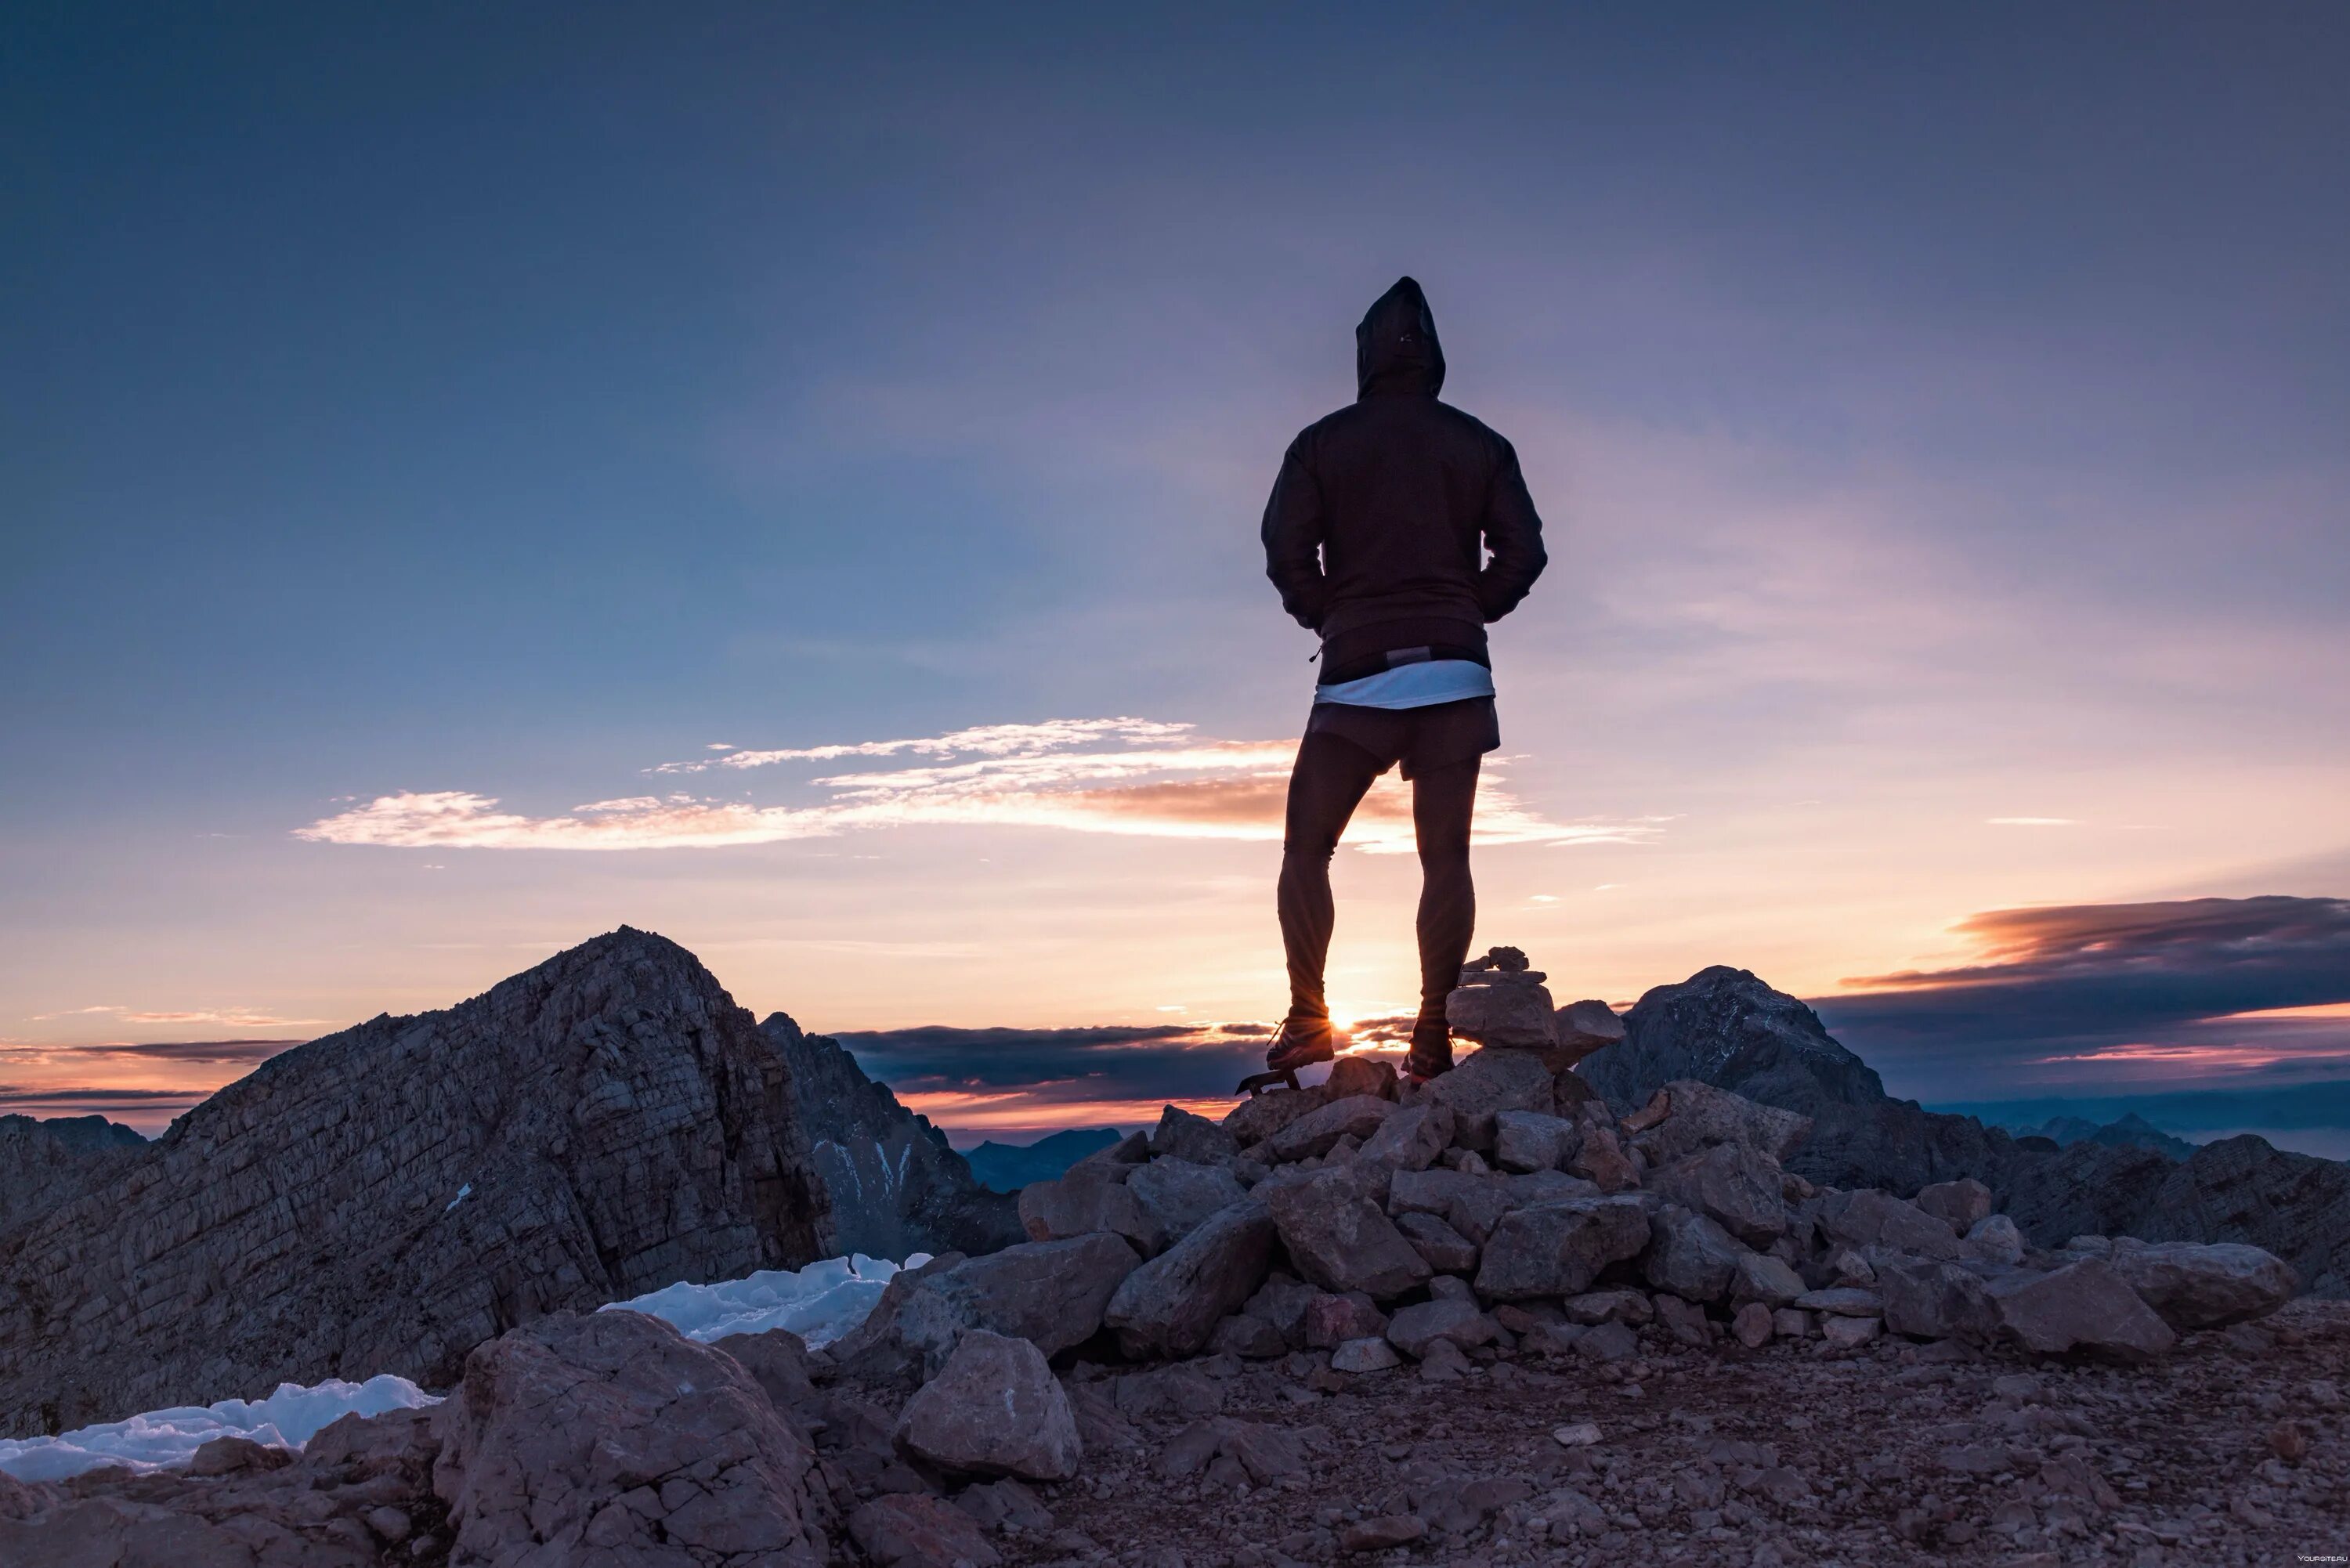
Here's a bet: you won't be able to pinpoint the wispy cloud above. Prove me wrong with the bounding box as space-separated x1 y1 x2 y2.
29 1005 330 1028
298 717 1662 855
1815 895 2350 1097
0 1039 299 1068
1987 817 2077 827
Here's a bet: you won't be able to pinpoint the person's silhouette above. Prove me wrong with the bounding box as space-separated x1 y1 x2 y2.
1259 276 1549 1082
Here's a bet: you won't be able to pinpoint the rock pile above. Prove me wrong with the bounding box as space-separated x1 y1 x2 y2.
830 1044 2299 1409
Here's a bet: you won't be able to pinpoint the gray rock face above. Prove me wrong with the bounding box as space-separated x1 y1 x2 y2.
1647 1141 1788 1248
0 1114 146 1234
1262 1169 1431 1299
1126 1159 1249 1254
432 1308 826 1566
1986 1259 2178 1362
1104 1200 1277 1357
1643 1207 1745 1303
0 928 834 1434
1423 1048 1557 1151
2102 1240 2298 1330
1474 1198 1652 1300
893 1329 1082 1482
761 1015 1021 1261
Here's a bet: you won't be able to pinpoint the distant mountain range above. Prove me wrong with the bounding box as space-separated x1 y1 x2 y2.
960 1127 1123 1193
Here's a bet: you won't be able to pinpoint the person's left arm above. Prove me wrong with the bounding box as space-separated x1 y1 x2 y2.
1475 435 1547 621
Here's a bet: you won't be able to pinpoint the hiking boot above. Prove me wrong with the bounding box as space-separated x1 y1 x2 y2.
1264 1015 1337 1075
1403 1016 1455 1083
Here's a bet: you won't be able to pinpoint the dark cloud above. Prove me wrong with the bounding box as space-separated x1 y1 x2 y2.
829 1023 1271 1104
1813 895 2350 1097
0 1039 298 1068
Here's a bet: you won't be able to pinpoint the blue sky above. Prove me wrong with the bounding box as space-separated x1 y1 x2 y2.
4 5 2347 1143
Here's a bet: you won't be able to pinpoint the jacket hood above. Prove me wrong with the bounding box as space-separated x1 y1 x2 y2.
1355 276 1445 398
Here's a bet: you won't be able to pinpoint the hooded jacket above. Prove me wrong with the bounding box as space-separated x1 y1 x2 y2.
1260 276 1548 685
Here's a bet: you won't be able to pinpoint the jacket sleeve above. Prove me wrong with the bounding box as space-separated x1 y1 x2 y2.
1260 435 1330 631
1474 436 1547 622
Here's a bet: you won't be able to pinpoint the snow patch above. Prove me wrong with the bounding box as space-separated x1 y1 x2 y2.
602 1251 927 1349
445 1182 472 1212
0 1375 439 1483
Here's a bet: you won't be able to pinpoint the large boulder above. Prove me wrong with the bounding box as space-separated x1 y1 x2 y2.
1914 1178 1994 1233
1261 1168 1431 1299
893 1330 1082 1483
1223 1085 1331 1149
1152 1105 1241 1166
1493 1111 1579 1174
1264 1095 1399 1165
2102 1241 2298 1330
1878 1258 2001 1341
1646 1141 1787 1247
1385 1299 1500 1358
1018 1168 1151 1252
1817 1188 1963 1261
431 1309 826 1566
1474 1197 1653 1300
1425 1049 1560 1151
1984 1259 2178 1363
833 1234 1140 1382
1104 1200 1278 1357
1358 1103 1455 1173
1446 973 1558 1050
850 1494 1002 1568
1126 1159 1249 1254
1553 1000 1626 1066
1729 1250 1806 1308
1643 1206 1744 1304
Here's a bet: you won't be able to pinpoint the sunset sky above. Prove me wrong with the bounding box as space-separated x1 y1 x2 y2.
5 7 2347 1151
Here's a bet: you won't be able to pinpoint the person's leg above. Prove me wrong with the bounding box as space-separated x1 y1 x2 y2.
1410 754 1480 1064
1277 731 1386 1026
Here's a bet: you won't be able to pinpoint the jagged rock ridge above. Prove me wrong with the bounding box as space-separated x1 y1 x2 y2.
0 927 833 1433
761 1013 1021 1259
0 1114 144 1233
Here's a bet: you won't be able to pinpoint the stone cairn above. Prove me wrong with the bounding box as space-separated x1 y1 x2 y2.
807 948 2299 1531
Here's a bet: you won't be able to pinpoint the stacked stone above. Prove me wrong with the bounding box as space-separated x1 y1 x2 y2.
831 1057 2300 1416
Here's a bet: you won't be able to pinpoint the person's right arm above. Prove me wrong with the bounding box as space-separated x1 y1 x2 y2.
1261 434 1329 631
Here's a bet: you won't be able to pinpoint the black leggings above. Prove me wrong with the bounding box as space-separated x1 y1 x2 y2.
1278 731 1478 1026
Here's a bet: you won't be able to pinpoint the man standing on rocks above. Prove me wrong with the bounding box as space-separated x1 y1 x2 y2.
1259 276 1549 1084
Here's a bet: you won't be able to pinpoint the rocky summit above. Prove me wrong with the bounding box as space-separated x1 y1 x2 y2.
0 927 834 1434
8 1029 2338 1566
